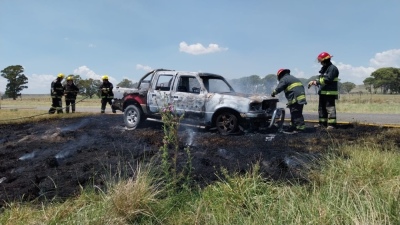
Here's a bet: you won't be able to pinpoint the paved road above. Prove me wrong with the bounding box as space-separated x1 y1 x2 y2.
289 111 399 126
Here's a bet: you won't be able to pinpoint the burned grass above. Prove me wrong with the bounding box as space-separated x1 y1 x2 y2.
0 114 397 208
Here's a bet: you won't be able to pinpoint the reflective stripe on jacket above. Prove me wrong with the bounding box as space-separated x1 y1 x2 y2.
316 63 339 96
273 73 307 105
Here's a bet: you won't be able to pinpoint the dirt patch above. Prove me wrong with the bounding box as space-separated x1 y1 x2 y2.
0 114 389 207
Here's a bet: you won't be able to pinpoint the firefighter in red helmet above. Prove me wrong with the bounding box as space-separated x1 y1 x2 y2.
308 52 339 129
271 69 307 134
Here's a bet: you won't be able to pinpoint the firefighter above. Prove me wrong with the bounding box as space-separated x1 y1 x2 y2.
64 76 79 113
99 75 116 113
308 52 339 129
271 69 307 133
48 73 65 114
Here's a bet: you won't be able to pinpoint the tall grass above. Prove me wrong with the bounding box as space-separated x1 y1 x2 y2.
1 128 399 224
305 94 400 113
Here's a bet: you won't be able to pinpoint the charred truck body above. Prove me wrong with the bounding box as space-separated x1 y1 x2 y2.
121 69 285 135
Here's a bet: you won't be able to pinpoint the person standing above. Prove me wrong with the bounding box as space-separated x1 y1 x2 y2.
64 76 79 113
48 73 65 114
308 52 339 129
99 75 116 113
271 69 307 133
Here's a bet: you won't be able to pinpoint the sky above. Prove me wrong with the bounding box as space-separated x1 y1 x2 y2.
1 0 400 94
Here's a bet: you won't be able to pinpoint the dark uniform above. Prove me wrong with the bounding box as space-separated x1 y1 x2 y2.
49 74 64 114
64 79 79 113
272 69 307 132
312 52 339 128
99 76 115 113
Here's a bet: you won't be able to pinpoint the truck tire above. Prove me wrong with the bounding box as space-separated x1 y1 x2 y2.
215 110 239 135
124 105 143 129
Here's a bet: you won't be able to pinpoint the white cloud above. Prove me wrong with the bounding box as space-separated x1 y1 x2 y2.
334 49 400 84
73 66 101 80
73 65 116 83
335 62 375 84
136 64 153 72
88 43 96 48
369 49 400 68
179 41 228 55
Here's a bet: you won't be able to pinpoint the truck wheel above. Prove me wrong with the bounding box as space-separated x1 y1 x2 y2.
124 105 142 129
215 111 239 135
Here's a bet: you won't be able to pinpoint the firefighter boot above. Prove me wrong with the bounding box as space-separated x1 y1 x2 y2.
65 106 70 113
71 104 75 113
48 107 56 114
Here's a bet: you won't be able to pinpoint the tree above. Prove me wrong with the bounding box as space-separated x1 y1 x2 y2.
369 67 400 94
341 82 356 94
363 77 375 93
79 78 102 98
117 78 135 88
1 65 28 100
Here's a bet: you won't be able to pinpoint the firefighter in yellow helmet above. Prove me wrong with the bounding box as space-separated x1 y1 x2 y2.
48 73 65 114
99 75 116 113
63 76 79 113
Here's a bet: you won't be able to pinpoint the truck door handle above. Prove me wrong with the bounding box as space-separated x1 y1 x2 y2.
173 96 178 99
152 94 156 97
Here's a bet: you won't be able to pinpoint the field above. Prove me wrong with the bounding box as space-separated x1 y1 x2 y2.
0 94 399 224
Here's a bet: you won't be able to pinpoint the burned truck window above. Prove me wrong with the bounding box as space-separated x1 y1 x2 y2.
177 76 201 93
202 77 233 93
155 74 173 91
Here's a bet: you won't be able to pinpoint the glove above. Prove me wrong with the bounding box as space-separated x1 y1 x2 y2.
271 91 276 97
308 81 315 89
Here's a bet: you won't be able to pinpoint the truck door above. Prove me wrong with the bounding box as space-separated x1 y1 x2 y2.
147 73 175 113
172 74 206 120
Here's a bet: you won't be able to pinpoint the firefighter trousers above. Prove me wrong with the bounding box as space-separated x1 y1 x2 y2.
318 95 337 126
49 97 63 114
65 99 76 113
288 103 305 130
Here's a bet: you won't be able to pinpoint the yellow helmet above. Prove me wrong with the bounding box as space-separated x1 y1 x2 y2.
57 73 65 79
66 76 73 81
102 75 109 80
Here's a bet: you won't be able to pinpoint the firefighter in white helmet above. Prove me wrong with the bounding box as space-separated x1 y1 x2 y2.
48 73 65 114
99 75 116 113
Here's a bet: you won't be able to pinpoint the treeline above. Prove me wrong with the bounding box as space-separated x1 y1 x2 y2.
2 65 399 99
363 67 400 94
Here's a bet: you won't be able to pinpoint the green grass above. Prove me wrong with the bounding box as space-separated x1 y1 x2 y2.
305 94 400 113
1 95 400 224
1 129 399 225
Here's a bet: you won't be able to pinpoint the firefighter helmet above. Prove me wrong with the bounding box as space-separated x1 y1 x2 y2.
317 52 332 62
57 73 65 79
277 69 290 77
102 75 109 80
66 76 73 81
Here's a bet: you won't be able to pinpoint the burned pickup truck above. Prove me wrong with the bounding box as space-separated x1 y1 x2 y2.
121 69 285 135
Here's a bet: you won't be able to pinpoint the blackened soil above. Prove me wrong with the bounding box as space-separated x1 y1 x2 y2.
0 114 390 207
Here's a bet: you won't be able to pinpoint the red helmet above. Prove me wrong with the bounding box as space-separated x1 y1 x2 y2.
317 52 332 62
277 69 290 77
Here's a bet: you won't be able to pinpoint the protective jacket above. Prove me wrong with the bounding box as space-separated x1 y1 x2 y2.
50 79 64 98
99 82 114 99
316 62 339 96
64 83 79 100
272 73 307 105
